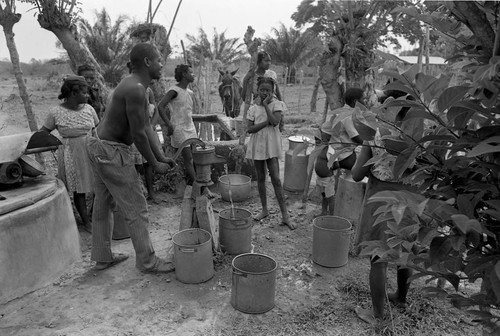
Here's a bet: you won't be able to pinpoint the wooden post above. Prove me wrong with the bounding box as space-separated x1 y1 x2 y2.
241 26 262 146
179 185 194 231
196 195 218 250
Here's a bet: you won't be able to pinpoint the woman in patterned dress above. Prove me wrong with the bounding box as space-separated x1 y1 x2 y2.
245 77 295 230
41 75 99 232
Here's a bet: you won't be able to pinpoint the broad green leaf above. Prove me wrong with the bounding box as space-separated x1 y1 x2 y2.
442 273 461 291
451 214 478 234
415 73 437 97
485 200 500 211
391 203 407 225
383 81 416 97
394 146 419 179
380 70 407 85
404 107 437 121
482 209 500 221
429 236 452 262
495 261 500 282
467 136 500 157
437 86 470 113
352 109 376 140
421 286 448 299
417 134 456 144
402 64 421 83
447 106 475 129
427 74 452 101
489 270 500 306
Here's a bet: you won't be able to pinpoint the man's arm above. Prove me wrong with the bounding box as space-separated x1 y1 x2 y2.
157 90 177 130
125 84 158 167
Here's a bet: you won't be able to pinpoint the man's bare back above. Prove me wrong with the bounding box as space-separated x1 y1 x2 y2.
97 75 148 145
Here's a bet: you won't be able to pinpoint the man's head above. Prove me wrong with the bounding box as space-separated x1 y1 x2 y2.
129 43 163 79
174 64 194 83
344 88 365 108
77 64 97 86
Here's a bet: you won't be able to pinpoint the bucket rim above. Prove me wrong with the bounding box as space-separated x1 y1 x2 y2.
313 215 352 231
219 208 252 219
232 253 277 275
218 174 251 186
172 228 212 247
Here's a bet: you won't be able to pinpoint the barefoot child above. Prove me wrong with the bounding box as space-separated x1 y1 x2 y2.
245 77 295 230
157 64 197 185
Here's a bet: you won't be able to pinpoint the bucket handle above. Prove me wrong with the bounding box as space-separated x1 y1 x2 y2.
180 248 197 253
232 270 248 277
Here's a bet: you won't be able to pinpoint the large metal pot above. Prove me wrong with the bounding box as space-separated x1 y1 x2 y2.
218 174 251 202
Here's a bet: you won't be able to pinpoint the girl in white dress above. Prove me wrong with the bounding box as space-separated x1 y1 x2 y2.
245 77 295 230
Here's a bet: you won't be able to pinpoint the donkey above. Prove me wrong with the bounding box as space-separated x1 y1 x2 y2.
218 69 242 118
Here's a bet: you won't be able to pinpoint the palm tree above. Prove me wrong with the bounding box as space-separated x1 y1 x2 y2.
185 27 245 66
79 8 133 86
264 23 321 84
0 0 38 132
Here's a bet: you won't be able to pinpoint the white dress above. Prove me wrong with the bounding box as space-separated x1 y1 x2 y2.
245 99 284 160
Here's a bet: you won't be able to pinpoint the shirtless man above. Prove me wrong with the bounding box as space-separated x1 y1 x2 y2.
86 43 175 272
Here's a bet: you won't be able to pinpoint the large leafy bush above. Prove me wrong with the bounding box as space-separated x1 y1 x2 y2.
356 55 500 334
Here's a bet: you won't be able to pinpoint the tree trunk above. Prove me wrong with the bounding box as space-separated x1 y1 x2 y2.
0 12 38 132
319 36 343 121
452 1 495 58
344 42 377 107
417 35 424 72
310 66 320 113
38 21 110 102
241 27 261 145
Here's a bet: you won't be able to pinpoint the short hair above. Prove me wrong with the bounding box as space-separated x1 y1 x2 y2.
344 88 364 108
58 75 88 100
257 51 271 65
256 76 275 90
77 64 95 75
174 64 191 82
129 43 159 70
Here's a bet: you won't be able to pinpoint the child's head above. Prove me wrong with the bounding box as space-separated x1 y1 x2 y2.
257 76 275 100
257 51 272 70
174 64 193 82
344 88 365 108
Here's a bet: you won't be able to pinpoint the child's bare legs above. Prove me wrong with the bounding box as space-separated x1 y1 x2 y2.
370 259 388 319
388 267 413 308
253 160 269 220
74 192 91 231
267 158 295 230
181 147 195 186
322 194 334 215
356 258 387 324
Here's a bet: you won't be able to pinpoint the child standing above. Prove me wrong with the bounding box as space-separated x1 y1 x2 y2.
157 64 197 185
245 77 295 230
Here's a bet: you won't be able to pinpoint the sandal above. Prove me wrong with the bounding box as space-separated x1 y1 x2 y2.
95 253 129 271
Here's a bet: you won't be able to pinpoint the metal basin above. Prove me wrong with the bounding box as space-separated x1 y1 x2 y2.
218 174 251 202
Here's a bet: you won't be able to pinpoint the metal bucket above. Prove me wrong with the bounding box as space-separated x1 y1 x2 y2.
283 136 310 192
312 216 352 267
218 174 252 202
231 253 277 314
172 229 214 284
219 208 252 255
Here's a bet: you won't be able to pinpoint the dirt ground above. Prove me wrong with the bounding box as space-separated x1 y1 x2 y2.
0 76 483 335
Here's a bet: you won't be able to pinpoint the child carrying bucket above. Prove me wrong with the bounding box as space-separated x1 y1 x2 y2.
245 77 295 230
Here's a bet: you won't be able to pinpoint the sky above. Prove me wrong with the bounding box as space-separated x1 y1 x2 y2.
0 0 301 62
